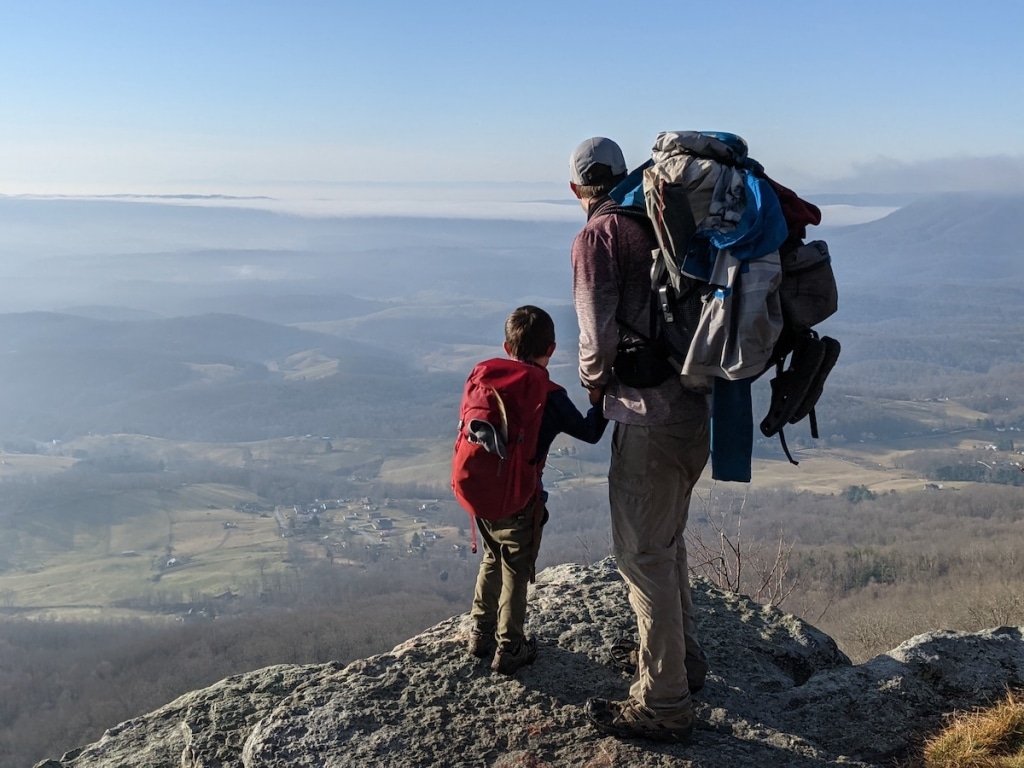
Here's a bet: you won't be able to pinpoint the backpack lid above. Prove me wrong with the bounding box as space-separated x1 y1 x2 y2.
654 131 763 173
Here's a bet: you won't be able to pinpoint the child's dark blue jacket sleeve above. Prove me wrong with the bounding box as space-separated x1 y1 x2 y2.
535 388 608 463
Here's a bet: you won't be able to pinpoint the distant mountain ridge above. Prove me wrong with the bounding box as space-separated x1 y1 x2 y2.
826 192 1024 286
2 192 1022 441
6 192 1021 314
0 311 397 367
0 312 415 442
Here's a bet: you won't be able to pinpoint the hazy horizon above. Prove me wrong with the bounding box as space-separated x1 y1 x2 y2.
0 185 903 226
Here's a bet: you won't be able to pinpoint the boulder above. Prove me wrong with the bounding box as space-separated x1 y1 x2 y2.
38 559 1024 767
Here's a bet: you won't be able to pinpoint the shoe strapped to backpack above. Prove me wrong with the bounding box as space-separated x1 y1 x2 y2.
760 330 841 465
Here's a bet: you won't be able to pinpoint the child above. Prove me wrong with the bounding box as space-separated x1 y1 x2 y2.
466 305 607 675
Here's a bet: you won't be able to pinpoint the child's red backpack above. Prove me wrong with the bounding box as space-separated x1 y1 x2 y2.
451 358 553 552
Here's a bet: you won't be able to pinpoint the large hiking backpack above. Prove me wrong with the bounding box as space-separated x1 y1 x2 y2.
451 358 553 552
610 131 789 387
609 130 840 463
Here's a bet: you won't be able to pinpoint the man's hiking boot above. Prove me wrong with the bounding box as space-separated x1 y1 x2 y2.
492 637 537 675
608 639 638 673
467 628 496 660
685 657 708 696
607 639 705 695
585 696 695 744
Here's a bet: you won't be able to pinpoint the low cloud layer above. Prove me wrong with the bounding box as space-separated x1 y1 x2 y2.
10 154 1023 225
820 155 1024 195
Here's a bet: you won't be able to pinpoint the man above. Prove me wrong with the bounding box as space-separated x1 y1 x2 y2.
569 136 710 743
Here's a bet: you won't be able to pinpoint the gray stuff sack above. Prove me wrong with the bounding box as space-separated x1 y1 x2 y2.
779 240 838 331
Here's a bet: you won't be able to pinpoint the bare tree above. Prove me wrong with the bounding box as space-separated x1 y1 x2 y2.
686 486 798 608
576 534 593 566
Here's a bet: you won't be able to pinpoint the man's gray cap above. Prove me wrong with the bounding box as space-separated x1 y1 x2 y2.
569 137 627 186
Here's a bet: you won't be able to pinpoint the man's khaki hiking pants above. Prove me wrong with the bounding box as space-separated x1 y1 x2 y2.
609 414 710 713
471 496 546 650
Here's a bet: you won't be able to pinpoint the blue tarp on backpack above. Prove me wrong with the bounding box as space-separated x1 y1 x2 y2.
609 162 651 209
708 173 788 261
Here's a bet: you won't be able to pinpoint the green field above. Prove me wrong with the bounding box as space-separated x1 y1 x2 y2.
0 451 76 478
0 434 472 620
0 482 288 618
2 389 1021 623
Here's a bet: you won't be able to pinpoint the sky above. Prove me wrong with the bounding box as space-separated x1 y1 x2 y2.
1 0 1022 213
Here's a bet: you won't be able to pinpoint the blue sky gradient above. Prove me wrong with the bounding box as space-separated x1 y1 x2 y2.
2 1 1021 198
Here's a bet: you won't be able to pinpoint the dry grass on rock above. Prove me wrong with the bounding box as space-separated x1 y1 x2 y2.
919 690 1024 767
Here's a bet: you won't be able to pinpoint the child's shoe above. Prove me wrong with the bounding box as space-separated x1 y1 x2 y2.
467 627 497 660
491 637 537 675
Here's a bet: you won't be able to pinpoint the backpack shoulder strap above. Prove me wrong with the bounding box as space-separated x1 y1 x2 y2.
587 203 660 344
591 201 653 231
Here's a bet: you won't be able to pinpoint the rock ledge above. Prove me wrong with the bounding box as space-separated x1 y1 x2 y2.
37 559 1024 767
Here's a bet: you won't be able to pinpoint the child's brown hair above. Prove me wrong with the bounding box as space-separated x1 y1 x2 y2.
505 305 555 362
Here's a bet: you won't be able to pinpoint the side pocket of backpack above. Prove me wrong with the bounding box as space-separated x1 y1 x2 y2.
779 240 838 330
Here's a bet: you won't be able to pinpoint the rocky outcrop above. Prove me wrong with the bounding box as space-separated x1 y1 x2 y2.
37 559 1024 767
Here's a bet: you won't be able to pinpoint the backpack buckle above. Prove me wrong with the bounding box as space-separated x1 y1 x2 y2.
658 285 675 322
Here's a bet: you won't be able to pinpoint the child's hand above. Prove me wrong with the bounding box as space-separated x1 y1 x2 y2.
588 387 604 407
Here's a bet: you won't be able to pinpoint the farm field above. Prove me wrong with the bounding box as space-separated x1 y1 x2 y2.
3 396 1022 624
0 483 287 619
0 451 75 478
